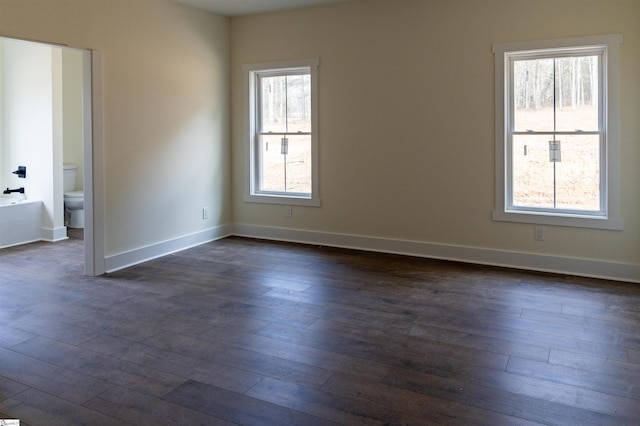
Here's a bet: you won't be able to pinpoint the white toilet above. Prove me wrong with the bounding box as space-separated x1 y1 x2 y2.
63 164 84 229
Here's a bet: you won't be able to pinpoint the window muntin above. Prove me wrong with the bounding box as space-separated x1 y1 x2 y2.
493 35 622 230
244 59 319 206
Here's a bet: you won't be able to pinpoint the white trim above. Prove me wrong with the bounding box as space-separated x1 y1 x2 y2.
491 209 622 230
493 34 623 229
232 224 640 283
492 34 623 55
98 222 638 283
243 193 320 207
242 58 320 75
104 225 232 273
243 58 320 207
0 239 41 250
41 226 68 242
85 49 105 276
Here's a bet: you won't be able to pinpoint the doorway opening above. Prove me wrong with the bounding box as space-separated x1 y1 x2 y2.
0 35 103 275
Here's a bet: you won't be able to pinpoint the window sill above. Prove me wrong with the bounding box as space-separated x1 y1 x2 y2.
244 193 321 207
492 210 622 230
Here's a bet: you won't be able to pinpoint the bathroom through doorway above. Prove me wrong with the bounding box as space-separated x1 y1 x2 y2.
0 35 103 276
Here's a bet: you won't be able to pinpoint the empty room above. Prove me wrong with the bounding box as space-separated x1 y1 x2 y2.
0 0 639 424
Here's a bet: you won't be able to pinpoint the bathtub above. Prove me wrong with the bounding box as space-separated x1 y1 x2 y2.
0 196 43 248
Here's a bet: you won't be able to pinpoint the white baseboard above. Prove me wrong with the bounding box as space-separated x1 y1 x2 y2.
41 226 68 242
99 222 640 283
104 224 232 273
232 224 640 283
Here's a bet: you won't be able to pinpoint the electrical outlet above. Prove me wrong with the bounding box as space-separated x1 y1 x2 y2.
285 206 292 217
202 207 209 220
534 226 544 241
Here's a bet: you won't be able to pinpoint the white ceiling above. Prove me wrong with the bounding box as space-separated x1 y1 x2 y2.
173 0 356 17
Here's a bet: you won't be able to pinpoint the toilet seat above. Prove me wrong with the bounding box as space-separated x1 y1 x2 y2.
64 190 83 198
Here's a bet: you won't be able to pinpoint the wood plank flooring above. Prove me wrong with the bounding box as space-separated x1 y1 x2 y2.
1 233 640 425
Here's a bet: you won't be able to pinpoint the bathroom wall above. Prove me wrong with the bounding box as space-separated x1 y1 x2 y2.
1 38 51 202
62 48 83 191
0 38 64 237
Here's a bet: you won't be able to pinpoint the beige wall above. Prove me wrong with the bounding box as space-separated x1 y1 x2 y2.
0 0 231 257
0 0 637 275
230 0 640 268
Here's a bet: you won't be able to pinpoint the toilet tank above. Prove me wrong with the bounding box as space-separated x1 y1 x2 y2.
63 164 78 193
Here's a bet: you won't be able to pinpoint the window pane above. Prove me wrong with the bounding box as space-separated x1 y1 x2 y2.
284 135 311 193
514 56 599 132
512 135 554 208
260 76 288 133
259 134 285 192
512 134 600 210
260 73 311 133
513 59 555 132
258 134 311 194
285 74 311 133
555 56 599 131
554 135 600 210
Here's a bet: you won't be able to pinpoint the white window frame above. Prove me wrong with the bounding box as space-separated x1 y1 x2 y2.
492 34 622 230
243 58 320 207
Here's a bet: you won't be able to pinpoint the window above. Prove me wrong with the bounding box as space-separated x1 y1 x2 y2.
493 35 622 229
243 59 320 206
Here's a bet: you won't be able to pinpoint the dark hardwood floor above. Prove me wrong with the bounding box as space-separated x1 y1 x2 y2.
1 233 639 425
